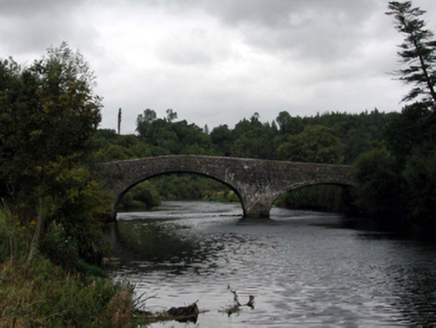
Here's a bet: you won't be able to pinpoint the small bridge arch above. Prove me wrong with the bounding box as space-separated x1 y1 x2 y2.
101 155 353 219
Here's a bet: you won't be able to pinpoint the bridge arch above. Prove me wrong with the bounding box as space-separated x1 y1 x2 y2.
113 170 245 216
101 155 353 219
271 180 354 209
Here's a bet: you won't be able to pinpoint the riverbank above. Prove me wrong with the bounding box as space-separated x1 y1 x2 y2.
0 256 164 327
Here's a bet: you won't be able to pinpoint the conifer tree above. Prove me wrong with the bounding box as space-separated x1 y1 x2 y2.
386 1 436 111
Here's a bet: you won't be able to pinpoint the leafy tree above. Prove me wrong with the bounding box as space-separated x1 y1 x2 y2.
210 125 233 156
166 108 178 122
343 128 372 164
0 43 103 266
136 108 157 139
276 125 344 163
119 181 161 210
402 145 436 222
386 102 431 165
386 1 436 110
276 111 292 134
352 149 404 217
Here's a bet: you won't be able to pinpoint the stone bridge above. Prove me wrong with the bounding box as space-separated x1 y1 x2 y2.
101 155 353 219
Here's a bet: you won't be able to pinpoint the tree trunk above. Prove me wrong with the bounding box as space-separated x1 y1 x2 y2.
25 197 45 269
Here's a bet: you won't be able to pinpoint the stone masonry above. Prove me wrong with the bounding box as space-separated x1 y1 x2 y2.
101 155 353 219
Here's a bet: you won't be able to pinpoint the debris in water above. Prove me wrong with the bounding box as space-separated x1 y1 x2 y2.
167 300 200 323
220 285 255 316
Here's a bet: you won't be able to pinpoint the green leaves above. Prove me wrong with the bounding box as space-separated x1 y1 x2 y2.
0 43 108 267
0 43 102 197
276 125 344 164
352 148 404 217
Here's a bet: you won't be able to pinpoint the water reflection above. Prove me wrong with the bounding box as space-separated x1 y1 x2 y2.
109 201 436 327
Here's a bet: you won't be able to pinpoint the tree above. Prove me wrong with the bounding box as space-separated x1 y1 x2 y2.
0 43 103 266
210 125 233 156
276 111 291 134
117 108 122 135
386 102 431 165
166 108 178 123
136 108 157 139
402 146 436 222
276 125 344 164
386 1 436 111
352 148 404 217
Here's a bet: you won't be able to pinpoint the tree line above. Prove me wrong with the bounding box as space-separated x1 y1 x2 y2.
94 108 393 212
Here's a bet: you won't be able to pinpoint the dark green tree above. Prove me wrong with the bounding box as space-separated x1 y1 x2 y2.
210 125 233 156
352 149 404 217
386 1 436 110
117 108 122 135
166 108 178 122
136 108 157 139
276 125 344 163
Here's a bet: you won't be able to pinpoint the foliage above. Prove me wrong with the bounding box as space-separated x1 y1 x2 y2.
0 257 136 327
402 145 436 222
119 181 161 211
150 174 229 201
386 103 431 166
40 167 112 272
275 185 350 213
0 43 105 267
202 190 239 203
352 149 404 217
386 1 436 109
276 125 344 163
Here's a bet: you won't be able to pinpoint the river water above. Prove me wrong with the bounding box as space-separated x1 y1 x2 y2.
109 201 436 327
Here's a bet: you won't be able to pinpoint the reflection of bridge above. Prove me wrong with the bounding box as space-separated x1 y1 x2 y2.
101 155 353 219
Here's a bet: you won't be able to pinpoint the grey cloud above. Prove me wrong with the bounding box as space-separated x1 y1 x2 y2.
157 28 227 66
157 0 382 62
0 0 95 56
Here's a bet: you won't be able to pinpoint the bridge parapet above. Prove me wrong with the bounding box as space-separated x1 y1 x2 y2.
101 155 353 219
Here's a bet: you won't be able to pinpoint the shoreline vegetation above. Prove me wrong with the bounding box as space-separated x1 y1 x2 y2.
1 1 436 326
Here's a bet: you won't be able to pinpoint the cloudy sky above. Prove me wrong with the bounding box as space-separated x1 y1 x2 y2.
1 0 436 134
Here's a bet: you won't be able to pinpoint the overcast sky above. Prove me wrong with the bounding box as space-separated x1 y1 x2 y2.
1 0 436 134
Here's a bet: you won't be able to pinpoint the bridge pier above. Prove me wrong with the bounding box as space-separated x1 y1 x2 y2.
243 201 272 218
240 193 275 219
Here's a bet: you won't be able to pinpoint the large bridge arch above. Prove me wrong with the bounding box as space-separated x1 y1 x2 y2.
113 170 245 216
101 155 353 219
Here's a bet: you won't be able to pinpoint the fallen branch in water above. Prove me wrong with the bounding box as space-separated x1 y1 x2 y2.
219 285 255 316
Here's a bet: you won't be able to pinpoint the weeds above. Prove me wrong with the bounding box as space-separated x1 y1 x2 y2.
0 257 136 327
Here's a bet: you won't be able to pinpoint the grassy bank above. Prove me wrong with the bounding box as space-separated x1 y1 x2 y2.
0 257 142 327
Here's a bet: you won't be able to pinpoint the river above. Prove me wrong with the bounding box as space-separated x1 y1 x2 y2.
108 201 436 327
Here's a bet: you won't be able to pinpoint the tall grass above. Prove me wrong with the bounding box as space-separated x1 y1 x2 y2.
0 257 136 327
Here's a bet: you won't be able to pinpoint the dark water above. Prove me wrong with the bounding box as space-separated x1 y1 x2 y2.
109 201 436 327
